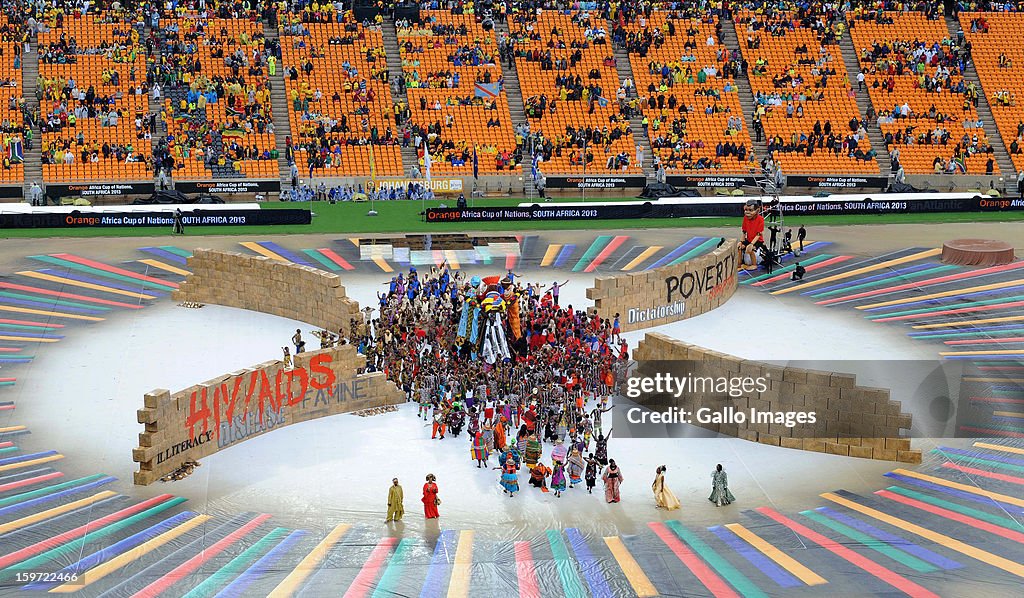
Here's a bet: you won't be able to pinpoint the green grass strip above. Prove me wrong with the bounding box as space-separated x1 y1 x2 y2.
799 511 936 573
665 520 770 598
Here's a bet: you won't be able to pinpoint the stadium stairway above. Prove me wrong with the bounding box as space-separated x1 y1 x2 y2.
944 15 1016 192
611 44 655 178
264 21 295 190
380 18 417 178
723 16 770 168
146 25 166 160
837 23 893 179
21 38 42 196
494 20 539 197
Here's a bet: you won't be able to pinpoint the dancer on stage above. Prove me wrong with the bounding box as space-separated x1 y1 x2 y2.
603 459 624 503
499 454 519 497
529 461 551 490
566 446 585 488
422 474 440 519
585 453 599 494
652 466 680 510
709 464 736 507
471 431 489 468
551 461 567 497
386 478 404 522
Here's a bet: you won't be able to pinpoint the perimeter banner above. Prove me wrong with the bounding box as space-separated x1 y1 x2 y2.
545 175 647 189
175 180 281 194
0 208 312 228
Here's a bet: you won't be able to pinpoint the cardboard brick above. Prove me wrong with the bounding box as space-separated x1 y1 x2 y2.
897 450 923 464
849 445 873 459
826 442 850 456
873 447 898 461
780 436 803 450
885 438 911 451
803 438 827 452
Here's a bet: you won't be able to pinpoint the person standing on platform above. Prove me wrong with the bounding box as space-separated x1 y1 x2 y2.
603 459 624 503
709 464 736 507
422 474 440 519
652 465 680 510
172 208 185 235
386 478 404 522
292 329 305 354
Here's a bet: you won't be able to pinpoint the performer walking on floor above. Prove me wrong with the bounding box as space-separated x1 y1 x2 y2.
422 474 440 519
709 464 736 507
603 459 624 503
386 478 404 522
652 466 680 510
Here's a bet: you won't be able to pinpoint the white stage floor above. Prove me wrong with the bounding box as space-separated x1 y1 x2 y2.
7 277 966 537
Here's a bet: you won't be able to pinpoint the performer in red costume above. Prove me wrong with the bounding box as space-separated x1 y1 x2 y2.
739 200 765 271
422 473 440 519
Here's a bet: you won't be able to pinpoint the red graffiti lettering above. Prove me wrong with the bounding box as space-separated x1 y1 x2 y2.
309 354 335 390
185 387 211 437
286 367 309 405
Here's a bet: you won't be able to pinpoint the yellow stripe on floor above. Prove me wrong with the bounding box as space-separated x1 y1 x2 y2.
444 250 461 270
889 469 1024 507
623 246 662 272
540 244 562 268
18 271 156 300
372 257 394 273
0 490 113 534
993 411 1024 419
725 523 827 586
0 425 26 434
448 530 474 598
240 241 289 262
0 453 63 472
138 259 190 277
0 335 60 343
822 491 1024 578
603 537 658 597
963 377 1024 383
50 514 212 592
857 279 1024 310
0 304 103 322
772 248 942 295
913 315 1024 330
268 523 351 598
974 442 1024 455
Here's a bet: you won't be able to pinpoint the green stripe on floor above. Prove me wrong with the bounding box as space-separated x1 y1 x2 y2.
182 527 290 598
938 451 1024 474
665 520 769 598
572 236 611 272
546 530 587 598
800 510 936 573
29 256 177 291
810 265 958 298
885 486 1023 530
302 249 341 271
371 537 418 598
741 254 833 284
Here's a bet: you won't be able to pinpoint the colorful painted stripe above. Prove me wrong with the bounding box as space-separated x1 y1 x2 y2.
371 538 418 598
420 529 458 598
817 260 1024 305
811 506 961 570
240 241 289 262
565 528 614 598
31 268 169 296
572 236 613 272
268 523 351 598
553 245 576 268
868 296 1024 322
318 248 355 271
540 244 562 268
131 514 273 598
729 522 828 586
821 492 1024 578
446 530 474 598
0 281 142 308
601 537 657 597
215 530 308 598
874 488 1024 543
916 315 1024 330
139 247 189 265
665 520 767 598
799 509 937 572
742 254 835 285
755 507 940 597
947 337 1024 345
708 526 801 588
43 254 180 289
0 304 102 322
46 513 210 593
772 248 942 295
648 522 738 598
805 263 953 297
182 527 290 598
670 237 722 265
860 279 1024 310
259 242 313 266
0 490 116 535
0 291 111 313
621 246 662 271
886 469 1024 507
514 541 541 598
20 270 157 299
942 461 1024 486
0 495 185 574
0 425 27 436
883 485 1022 531
974 441 1024 455
159 246 193 258
0 474 113 515
446 250 463 271
647 238 708 271
0 452 64 472
303 249 342 271
753 256 852 287
0 470 63 494
546 529 587 598
138 259 190 277
344 537 399 598
936 446 1024 466
372 257 394 273
585 236 629 272
959 424 1024 436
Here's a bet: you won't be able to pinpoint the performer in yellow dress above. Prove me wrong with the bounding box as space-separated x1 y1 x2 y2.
652 465 681 510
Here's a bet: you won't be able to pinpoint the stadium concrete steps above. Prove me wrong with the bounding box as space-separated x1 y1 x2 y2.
945 15 1016 193
723 17 770 168
21 38 42 196
611 44 654 178
381 19 418 177
494 20 539 198
265 21 295 189
838 22 893 179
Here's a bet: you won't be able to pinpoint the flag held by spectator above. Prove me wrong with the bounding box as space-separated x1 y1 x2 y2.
474 82 500 99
